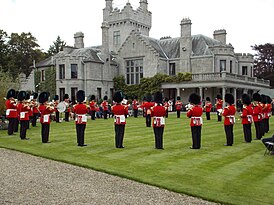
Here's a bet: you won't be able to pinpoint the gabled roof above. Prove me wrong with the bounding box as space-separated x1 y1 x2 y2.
35 57 54 68
138 34 222 59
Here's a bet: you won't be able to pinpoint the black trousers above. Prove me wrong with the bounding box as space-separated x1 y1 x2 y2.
7 118 16 135
76 124 86 145
224 125 234 145
103 110 108 119
243 124 252 142
115 124 125 148
55 111 60 123
191 126 202 149
165 110 168 118
153 127 164 149
176 110 180 118
133 109 138 118
27 117 31 129
146 114 151 127
217 111 222 121
206 112 210 120
91 110 96 120
32 113 38 127
254 121 262 139
266 118 270 133
20 120 28 139
41 123 50 143
14 118 19 132
65 112 69 121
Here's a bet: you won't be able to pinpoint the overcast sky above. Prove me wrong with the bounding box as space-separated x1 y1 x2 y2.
1 0 273 54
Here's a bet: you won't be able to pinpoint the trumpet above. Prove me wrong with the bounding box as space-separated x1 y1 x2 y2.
45 102 55 110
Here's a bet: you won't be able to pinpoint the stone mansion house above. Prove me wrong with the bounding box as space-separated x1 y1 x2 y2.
25 0 269 103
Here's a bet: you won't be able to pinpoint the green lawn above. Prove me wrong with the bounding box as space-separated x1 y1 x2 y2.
0 112 273 205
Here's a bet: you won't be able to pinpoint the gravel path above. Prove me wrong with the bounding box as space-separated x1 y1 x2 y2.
0 148 219 205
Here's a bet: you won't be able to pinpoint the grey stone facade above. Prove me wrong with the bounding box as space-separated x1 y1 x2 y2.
30 0 269 103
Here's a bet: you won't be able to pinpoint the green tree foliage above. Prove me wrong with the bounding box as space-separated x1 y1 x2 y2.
252 43 274 80
113 72 192 100
0 30 9 72
47 36 66 56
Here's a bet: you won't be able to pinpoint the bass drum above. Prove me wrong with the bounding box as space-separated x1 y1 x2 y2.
56 102 67 113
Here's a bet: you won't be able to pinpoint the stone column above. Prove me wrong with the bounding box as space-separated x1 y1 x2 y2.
199 87 203 99
233 88 237 104
177 88 180 97
222 87 226 108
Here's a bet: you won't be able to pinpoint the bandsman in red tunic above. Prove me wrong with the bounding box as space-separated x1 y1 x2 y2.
187 93 203 149
132 96 139 118
5 89 17 135
31 92 39 127
265 95 272 133
142 94 155 127
53 95 60 123
64 94 70 122
73 90 89 146
222 93 236 146
252 93 263 140
17 91 31 140
163 98 170 118
25 93 32 129
175 96 183 118
111 91 128 148
101 96 109 119
89 95 96 120
151 92 166 149
240 94 253 143
204 97 212 120
216 94 223 122
39 92 54 143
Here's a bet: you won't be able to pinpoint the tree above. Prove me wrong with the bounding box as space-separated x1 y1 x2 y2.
8 32 43 77
0 29 9 72
47 36 66 56
252 43 274 80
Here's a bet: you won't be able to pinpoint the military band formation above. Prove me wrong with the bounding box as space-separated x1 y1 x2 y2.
4 88 273 151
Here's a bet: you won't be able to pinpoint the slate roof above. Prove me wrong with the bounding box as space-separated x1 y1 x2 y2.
35 57 54 68
139 34 222 59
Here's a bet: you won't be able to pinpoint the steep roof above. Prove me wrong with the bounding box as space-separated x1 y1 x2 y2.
35 57 54 68
139 34 222 59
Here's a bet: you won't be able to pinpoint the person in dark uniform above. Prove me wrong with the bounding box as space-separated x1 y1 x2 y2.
187 93 203 149
31 92 39 127
17 91 30 140
5 89 17 135
73 90 89 146
252 93 263 140
175 96 183 118
25 93 32 129
53 95 60 123
204 97 212 120
64 94 70 122
101 96 108 119
240 94 253 143
222 93 236 146
216 94 223 122
132 96 139 118
38 92 54 143
151 92 166 149
89 95 96 120
164 98 169 118
111 91 128 148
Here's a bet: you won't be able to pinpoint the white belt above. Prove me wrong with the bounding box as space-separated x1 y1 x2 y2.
191 117 203 125
114 115 125 124
75 114 87 123
247 115 253 123
226 115 235 124
154 117 165 126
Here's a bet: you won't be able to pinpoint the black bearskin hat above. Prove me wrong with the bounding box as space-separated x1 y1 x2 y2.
206 97 211 101
225 93 234 105
146 94 152 102
77 90 85 103
25 93 30 100
242 94 251 105
90 95 95 101
6 89 16 99
252 93 261 102
189 93 201 105
39 92 49 104
177 96 181 100
261 94 267 104
33 92 38 99
64 94 69 100
267 95 272 104
103 95 108 101
165 97 169 102
53 95 59 101
154 92 163 104
113 91 123 103
18 91 27 101
216 94 222 100
134 96 138 100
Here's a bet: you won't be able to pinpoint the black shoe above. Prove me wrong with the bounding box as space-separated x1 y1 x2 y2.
21 138 30 140
78 144 87 147
190 147 199 149
224 144 232 146
42 141 51 143
118 146 125 148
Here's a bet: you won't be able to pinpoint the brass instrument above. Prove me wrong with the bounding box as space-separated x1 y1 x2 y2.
45 101 55 110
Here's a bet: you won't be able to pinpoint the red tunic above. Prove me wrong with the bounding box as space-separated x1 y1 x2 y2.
151 105 166 127
241 104 253 124
74 103 89 124
32 101 39 114
175 101 183 111
17 103 30 121
89 101 96 111
101 101 108 111
187 105 203 126
216 99 223 110
5 99 17 118
142 102 155 115
164 102 169 110
222 105 236 125
112 104 128 125
252 102 262 122
132 100 139 110
204 102 212 112
39 104 54 124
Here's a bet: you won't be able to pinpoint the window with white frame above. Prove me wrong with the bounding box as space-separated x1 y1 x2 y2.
126 59 143 85
113 31 120 45
59 64 65 79
71 64 78 79
220 60 226 72
242 66 248 76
